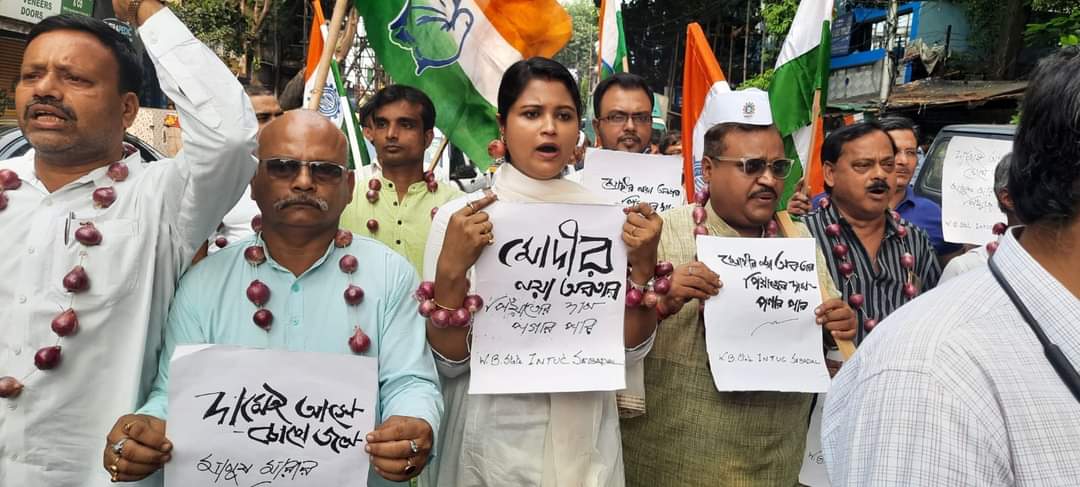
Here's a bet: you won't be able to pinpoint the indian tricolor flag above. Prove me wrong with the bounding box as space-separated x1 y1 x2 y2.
356 0 571 170
598 0 627 78
681 22 730 201
769 0 833 201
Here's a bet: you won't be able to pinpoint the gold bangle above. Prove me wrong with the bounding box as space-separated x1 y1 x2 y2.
433 299 460 311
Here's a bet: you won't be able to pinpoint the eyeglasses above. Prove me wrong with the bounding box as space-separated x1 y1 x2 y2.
261 158 347 184
598 111 651 125
704 155 794 179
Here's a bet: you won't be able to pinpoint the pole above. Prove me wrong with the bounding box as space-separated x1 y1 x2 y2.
879 0 899 107
596 0 607 81
742 0 751 82
758 0 766 75
306 0 351 111
426 136 450 174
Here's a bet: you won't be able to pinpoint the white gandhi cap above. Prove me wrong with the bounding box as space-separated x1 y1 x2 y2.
704 88 773 127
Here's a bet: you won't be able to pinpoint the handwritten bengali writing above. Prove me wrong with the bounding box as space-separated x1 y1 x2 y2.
498 219 615 278
941 136 1011 245
195 452 319 486
196 383 366 455
715 251 816 273
600 176 684 212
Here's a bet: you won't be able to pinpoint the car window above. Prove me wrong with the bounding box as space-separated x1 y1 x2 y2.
921 134 954 198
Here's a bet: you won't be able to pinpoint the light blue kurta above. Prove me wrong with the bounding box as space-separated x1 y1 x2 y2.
137 233 443 487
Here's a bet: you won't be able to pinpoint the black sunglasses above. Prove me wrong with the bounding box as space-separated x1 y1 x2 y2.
261 158 346 184
705 155 794 179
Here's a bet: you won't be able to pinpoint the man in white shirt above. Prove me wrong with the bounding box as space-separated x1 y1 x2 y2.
822 46 1080 486
0 1 256 485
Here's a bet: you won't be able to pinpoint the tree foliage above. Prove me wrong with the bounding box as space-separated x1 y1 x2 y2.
553 0 599 103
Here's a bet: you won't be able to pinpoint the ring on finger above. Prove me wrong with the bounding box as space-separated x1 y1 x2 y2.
409 439 419 455
688 265 695 276
403 457 417 475
111 438 128 456
466 201 477 212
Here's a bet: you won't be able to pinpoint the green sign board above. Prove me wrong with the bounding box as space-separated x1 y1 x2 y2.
0 0 93 24
62 0 94 16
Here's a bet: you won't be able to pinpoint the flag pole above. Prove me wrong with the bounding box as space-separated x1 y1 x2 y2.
596 0 607 81
805 89 823 195
306 0 350 111
426 137 451 174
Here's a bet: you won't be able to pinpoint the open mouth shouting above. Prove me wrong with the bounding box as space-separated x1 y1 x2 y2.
535 142 561 161
866 180 891 199
26 103 74 130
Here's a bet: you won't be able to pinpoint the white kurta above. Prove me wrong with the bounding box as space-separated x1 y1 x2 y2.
0 9 257 487
422 163 653 487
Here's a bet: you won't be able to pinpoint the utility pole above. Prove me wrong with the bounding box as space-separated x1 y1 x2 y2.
759 0 766 75
742 0 751 82
879 0 899 107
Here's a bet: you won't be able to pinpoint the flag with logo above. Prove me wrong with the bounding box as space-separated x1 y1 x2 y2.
598 0 628 79
356 0 572 170
681 22 730 202
303 0 369 168
769 0 833 202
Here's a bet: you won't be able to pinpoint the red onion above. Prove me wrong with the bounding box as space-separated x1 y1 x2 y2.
34 346 62 370
430 207 439 220
654 261 674 277
244 246 266 265
832 243 849 258
348 327 372 353
214 236 228 248
825 223 841 237
449 308 472 327
366 189 379 203
694 190 709 206
415 281 436 301
986 241 999 254
819 197 831 208
767 220 779 235
418 299 437 317
246 280 271 306
838 261 854 277
344 285 365 305
692 206 706 225
900 253 915 270
653 277 672 295
430 308 451 328
339 254 359 274
0 168 21 190
863 318 878 331
693 225 708 237
51 308 79 337
426 180 439 192
251 214 262 232
368 178 382 191
0 192 8 211
992 222 1007 235
92 187 116 208
896 226 908 238
848 294 864 309
74 223 102 246
253 308 273 331
463 294 484 313
626 287 643 308
106 162 129 182
0 376 23 398
366 219 379 232
424 171 436 183
487 139 506 159
62 265 90 292
890 210 901 221
643 291 659 308
902 282 918 299
334 229 353 248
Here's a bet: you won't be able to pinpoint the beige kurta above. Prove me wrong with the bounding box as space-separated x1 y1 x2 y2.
620 203 839 486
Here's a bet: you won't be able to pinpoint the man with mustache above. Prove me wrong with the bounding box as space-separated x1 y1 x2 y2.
592 73 654 154
620 89 857 486
340 85 461 273
103 110 443 486
0 3 256 486
802 122 941 343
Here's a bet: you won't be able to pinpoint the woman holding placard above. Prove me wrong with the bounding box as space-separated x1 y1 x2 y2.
421 57 662 486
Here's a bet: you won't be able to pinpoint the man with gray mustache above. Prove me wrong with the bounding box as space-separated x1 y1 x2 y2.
103 110 443 486
801 122 941 344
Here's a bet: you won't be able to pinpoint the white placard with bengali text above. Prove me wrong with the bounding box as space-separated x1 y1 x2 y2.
798 350 843 486
166 345 378 487
470 202 628 394
941 136 1011 245
582 148 685 212
698 236 829 392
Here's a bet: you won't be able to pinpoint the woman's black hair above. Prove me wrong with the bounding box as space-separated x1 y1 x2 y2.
496 57 582 124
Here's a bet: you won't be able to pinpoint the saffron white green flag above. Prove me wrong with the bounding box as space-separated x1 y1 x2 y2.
599 0 628 78
769 0 833 202
357 0 572 169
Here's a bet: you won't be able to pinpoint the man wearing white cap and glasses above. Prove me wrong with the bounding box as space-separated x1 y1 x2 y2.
619 89 856 486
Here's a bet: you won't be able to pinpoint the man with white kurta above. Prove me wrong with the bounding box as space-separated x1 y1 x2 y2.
0 1 256 485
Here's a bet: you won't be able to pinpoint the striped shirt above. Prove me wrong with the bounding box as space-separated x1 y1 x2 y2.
821 228 1080 485
802 203 940 343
